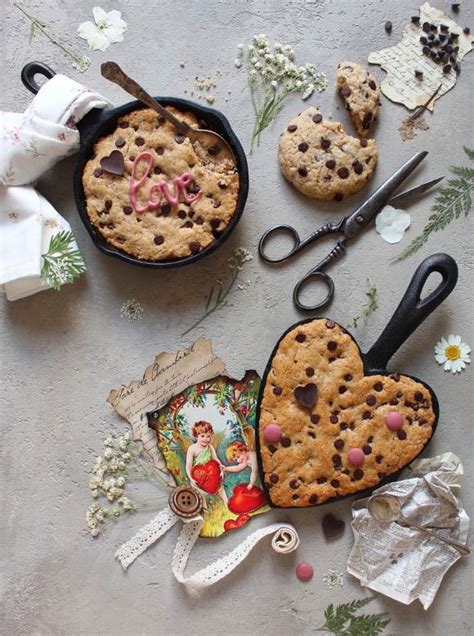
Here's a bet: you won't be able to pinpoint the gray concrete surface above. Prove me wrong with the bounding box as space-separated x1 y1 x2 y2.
1 1 473 634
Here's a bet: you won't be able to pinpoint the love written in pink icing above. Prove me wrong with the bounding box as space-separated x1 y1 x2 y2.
129 151 201 214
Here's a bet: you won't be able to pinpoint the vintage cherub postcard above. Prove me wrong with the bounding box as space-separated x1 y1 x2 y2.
147 371 269 537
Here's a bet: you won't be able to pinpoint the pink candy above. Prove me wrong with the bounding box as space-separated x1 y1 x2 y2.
263 424 282 443
296 562 314 582
386 411 404 431
347 447 365 467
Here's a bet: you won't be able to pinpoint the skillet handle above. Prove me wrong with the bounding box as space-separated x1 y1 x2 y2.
364 253 458 371
21 62 56 94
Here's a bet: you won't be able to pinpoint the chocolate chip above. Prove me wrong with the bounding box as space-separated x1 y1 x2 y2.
177 210 187 219
375 454 383 464
115 137 125 148
135 137 145 146
93 168 102 177
390 398 399 406
418 418 427 426
385 21 392 33
295 333 306 342
326 320 336 329
327 341 338 352
325 159 336 169
353 161 363 175
353 469 364 480
338 386 347 394
362 112 373 129
322 513 345 539
330 479 340 488
160 203 171 216
174 134 185 144
105 200 112 210
268 445 277 454
321 138 331 150
344 374 353 382
189 241 201 254
414 391 424 402
154 235 164 245
464 27 470 35
122 205 133 215
210 218 221 230
106 223 115 230
337 167 349 179
330 414 339 424
332 454 342 466
390 373 400 381
287 124 298 132
415 70 424 80
307 431 316 438
289 479 299 489
362 411 372 420
422 21 431 32
281 436 291 447
340 422 348 431
310 414 320 424
182 221 194 228
298 142 309 152
360 139 368 148
397 429 407 440
420 36 428 45
294 383 318 409
273 386 282 396
443 64 452 73
363 445 372 455
129 156 135 161
341 85 352 97
317 476 327 484
118 121 129 128
373 382 383 392
366 395 376 406
309 494 318 505
369 80 377 90
312 113 323 124
334 439 344 450
270 473 279 484
306 367 315 377
411 15 420 24
298 167 308 177
334 192 344 201
195 216 204 225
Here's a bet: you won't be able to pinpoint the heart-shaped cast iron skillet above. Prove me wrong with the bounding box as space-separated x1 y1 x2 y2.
255 253 458 508
21 61 249 269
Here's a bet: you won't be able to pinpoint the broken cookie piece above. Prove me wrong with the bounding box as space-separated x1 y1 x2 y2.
336 61 380 137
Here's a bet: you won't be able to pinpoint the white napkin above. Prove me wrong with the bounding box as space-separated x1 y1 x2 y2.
0 74 110 300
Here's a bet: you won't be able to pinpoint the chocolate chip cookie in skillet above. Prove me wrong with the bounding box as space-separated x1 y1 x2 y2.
278 106 378 201
82 107 239 261
336 61 380 137
255 254 458 508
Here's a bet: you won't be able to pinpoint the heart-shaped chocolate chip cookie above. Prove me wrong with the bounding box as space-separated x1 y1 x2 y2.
257 319 436 508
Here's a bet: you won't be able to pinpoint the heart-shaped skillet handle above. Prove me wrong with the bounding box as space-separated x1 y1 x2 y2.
364 253 458 372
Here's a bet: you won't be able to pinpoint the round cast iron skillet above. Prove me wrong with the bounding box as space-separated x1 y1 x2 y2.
255 253 459 508
21 61 249 269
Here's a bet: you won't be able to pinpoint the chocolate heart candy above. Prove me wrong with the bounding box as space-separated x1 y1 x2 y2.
100 150 125 175
294 383 318 409
258 318 436 508
322 513 345 540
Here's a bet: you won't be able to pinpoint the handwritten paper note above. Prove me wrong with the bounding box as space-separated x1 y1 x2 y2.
369 3 473 110
107 338 226 479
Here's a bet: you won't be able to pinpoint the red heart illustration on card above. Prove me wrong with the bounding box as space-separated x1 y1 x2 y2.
191 460 221 495
228 484 267 514
224 514 251 532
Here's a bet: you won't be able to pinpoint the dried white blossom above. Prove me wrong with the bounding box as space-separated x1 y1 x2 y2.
323 569 345 589
120 298 144 321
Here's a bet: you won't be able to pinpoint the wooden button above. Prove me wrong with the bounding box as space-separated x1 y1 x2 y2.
169 486 203 519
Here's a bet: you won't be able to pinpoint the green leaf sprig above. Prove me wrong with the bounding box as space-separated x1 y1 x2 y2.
316 597 390 636
347 279 379 330
41 230 86 290
395 146 473 261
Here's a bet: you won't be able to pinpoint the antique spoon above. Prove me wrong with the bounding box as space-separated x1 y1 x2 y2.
101 61 236 165
368 494 470 556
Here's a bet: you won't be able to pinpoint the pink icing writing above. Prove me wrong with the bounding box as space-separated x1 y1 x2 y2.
129 151 201 213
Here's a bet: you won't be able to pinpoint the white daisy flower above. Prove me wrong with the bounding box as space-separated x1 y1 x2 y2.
375 205 411 243
435 335 471 373
78 7 127 51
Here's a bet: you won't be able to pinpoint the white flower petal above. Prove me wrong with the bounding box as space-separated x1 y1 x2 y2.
443 360 452 371
104 24 125 43
451 359 463 373
459 343 471 356
448 334 462 346
93 6 108 24
77 21 98 39
106 10 127 29
375 206 411 244
88 31 111 50
435 353 447 364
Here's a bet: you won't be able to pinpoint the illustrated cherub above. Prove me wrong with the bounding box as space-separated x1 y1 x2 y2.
185 420 228 504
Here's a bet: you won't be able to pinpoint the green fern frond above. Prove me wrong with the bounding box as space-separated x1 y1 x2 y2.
463 146 474 160
317 597 390 636
41 230 86 290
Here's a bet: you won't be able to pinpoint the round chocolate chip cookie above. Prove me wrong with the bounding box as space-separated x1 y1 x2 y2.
336 61 380 137
82 107 239 261
278 107 378 201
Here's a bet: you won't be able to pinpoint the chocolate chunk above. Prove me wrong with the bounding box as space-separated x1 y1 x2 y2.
414 391 424 402
298 142 309 152
390 398 399 406
268 445 277 454
298 167 308 177
281 436 291 447
332 453 342 466
366 395 376 406
295 333 306 342
325 159 336 169
327 341 337 351
309 494 318 505
368 80 377 90
115 137 125 148
100 150 125 176
310 414 320 424
322 513 345 539
330 414 339 424
334 192 344 201
153 166 162 174
440 23 449 32
287 124 298 132
353 161 363 175
337 167 350 179
443 64 452 73
363 445 372 455
422 22 431 33
341 86 352 97
270 473 279 484
312 113 323 123
160 203 171 215
340 422 349 431
154 235 164 245
104 200 112 210
317 476 327 484
321 138 331 150
339 386 347 394
385 21 392 33
353 469 364 480
375 454 383 464
397 429 407 440
306 367 315 377
294 383 318 409
307 431 316 439
362 411 372 420
451 3 460 12
411 15 420 24
135 137 145 146
189 241 201 254
182 221 194 228
272 386 282 396
93 168 102 177
292 494 299 500
122 205 133 215
334 439 344 450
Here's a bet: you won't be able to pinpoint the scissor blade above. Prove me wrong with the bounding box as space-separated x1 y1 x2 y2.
388 176 444 208
343 150 428 240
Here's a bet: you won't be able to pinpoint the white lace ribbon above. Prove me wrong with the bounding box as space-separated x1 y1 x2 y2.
115 506 299 589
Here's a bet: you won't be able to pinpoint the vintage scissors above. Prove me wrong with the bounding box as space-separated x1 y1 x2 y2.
258 151 443 311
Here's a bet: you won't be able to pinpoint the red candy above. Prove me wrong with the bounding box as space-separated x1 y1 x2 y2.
347 447 365 467
264 424 282 443
296 562 314 582
386 411 404 431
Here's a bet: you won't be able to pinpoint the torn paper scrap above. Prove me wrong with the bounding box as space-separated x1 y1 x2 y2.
369 3 473 110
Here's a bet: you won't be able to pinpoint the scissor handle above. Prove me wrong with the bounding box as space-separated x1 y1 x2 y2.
292 239 346 312
258 221 343 264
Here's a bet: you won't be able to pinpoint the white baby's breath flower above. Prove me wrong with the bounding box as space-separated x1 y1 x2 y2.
376 206 411 244
120 298 144 321
234 59 242 69
104 435 114 447
323 569 344 589
103 448 114 460
78 7 127 51
434 335 471 373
